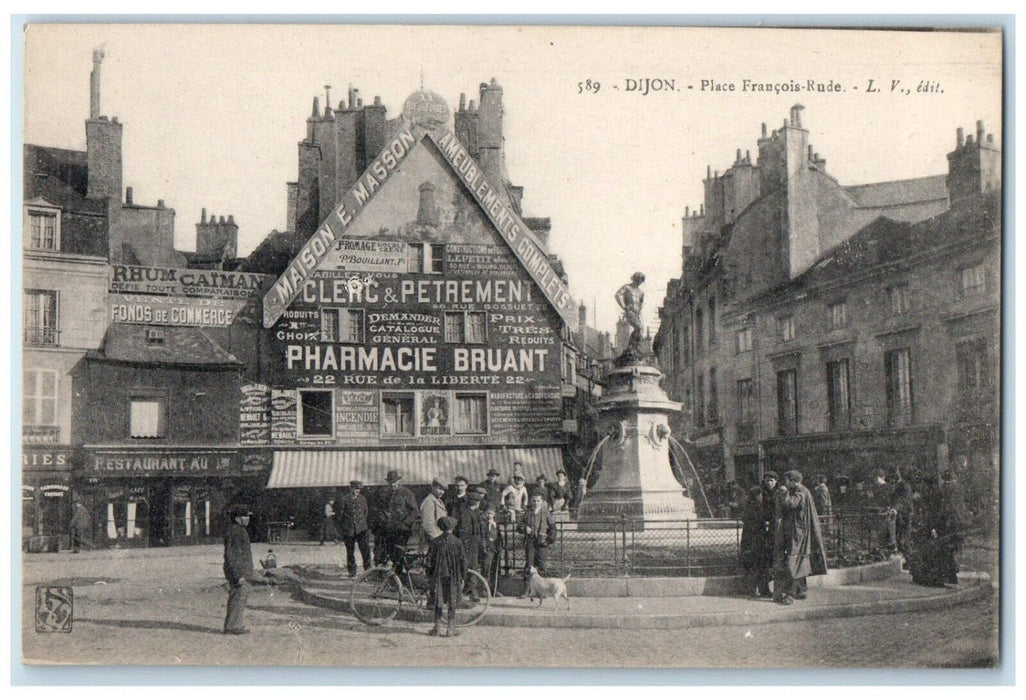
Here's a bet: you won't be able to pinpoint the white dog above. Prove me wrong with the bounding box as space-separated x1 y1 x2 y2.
525 567 572 610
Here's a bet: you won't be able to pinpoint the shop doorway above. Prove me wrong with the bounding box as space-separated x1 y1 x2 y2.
149 481 171 547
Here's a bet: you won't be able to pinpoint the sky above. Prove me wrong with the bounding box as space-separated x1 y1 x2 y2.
22 24 1003 335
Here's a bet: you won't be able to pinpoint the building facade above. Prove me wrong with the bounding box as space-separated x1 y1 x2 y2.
655 108 1000 515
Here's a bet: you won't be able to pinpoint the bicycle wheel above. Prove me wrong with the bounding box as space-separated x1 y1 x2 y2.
350 567 402 626
455 569 491 627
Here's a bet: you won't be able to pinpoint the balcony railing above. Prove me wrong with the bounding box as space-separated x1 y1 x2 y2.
23 326 60 347
23 425 59 444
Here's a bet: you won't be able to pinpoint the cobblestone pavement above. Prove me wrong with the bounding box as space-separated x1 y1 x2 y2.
19 543 1000 669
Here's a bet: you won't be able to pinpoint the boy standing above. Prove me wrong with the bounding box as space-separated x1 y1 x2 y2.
425 516 467 637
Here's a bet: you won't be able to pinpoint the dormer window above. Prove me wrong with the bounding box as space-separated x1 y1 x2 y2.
25 205 60 251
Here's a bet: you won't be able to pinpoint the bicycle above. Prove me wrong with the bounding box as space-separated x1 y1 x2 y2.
349 545 491 627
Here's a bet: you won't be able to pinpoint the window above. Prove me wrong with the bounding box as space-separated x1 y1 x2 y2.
695 375 705 427
695 308 704 351
737 379 754 424
444 311 487 343
26 209 59 251
708 368 719 424
885 348 913 427
23 369 57 427
708 296 717 344
682 324 691 365
956 338 990 393
736 327 753 354
828 301 848 330
778 315 795 342
888 284 909 315
321 308 365 343
826 359 852 430
381 392 415 436
23 289 58 346
407 243 445 274
130 395 166 439
776 369 798 436
298 389 334 437
145 328 166 346
454 393 488 434
959 263 986 298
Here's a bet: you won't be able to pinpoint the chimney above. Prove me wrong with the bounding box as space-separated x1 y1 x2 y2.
125 186 133 205
89 48 104 119
957 127 964 148
86 49 123 201
478 78 505 184
348 84 358 109
790 104 805 128
324 85 331 114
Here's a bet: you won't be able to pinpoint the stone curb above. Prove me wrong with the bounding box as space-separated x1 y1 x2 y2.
295 576 991 630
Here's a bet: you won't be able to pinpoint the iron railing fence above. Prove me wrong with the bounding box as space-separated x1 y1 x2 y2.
494 509 890 578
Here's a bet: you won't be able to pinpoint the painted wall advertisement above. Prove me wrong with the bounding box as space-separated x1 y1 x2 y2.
108 265 269 327
239 383 272 445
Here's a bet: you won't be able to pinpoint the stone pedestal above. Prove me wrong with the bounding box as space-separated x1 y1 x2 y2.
577 363 695 530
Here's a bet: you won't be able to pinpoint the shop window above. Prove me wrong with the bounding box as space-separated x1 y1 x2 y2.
407 243 445 274
776 368 798 436
321 308 365 343
959 263 987 298
421 395 450 435
956 338 990 393
26 208 59 251
888 284 909 315
298 389 334 437
381 392 415 436
444 311 487 343
828 301 848 330
885 348 913 427
736 327 753 354
778 315 795 342
23 368 57 427
130 394 166 439
23 289 59 346
826 359 852 430
454 393 488 434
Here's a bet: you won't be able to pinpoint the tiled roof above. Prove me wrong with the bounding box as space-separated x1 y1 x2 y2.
96 324 243 367
844 175 948 208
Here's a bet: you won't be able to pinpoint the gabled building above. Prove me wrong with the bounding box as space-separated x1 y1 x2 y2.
243 84 581 526
655 108 1000 516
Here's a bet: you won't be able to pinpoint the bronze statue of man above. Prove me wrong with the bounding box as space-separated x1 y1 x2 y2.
615 272 646 361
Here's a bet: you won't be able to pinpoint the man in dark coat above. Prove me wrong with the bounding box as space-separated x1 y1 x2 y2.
222 504 254 635
739 471 778 597
378 470 419 572
479 468 504 514
889 468 915 559
519 492 557 581
481 505 503 597
444 475 470 515
425 516 467 637
70 500 92 553
338 480 372 576
773 471 828 604
455 490 486 574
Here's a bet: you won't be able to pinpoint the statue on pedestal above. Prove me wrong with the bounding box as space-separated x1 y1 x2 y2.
615 272 647 365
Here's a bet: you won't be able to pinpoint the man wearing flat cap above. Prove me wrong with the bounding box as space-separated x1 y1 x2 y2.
339 480 371 577
739 471 779 598
420 478 449 542
772 470 828 605
222 504 254 634
379 470 418 571
455 489 487 576
425 516 467 637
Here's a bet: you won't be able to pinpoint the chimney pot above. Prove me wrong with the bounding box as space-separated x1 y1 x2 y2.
976 120 985 140
956 127 964 148
468 99 476 111
374 95 382 106
685 206 690 217
459 92 466 110
987 133 994 144
761 122 767 137
201 207 206 223
312 97 319 117
219 215 226 224
228 214 234 224
125 186 133 205
357 98 363 107
736 148 742 162
157 199 165 208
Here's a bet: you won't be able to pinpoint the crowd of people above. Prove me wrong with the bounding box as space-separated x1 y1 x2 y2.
739 466 970 604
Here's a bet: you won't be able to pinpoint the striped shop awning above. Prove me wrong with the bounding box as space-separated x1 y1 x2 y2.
266 447 564 489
